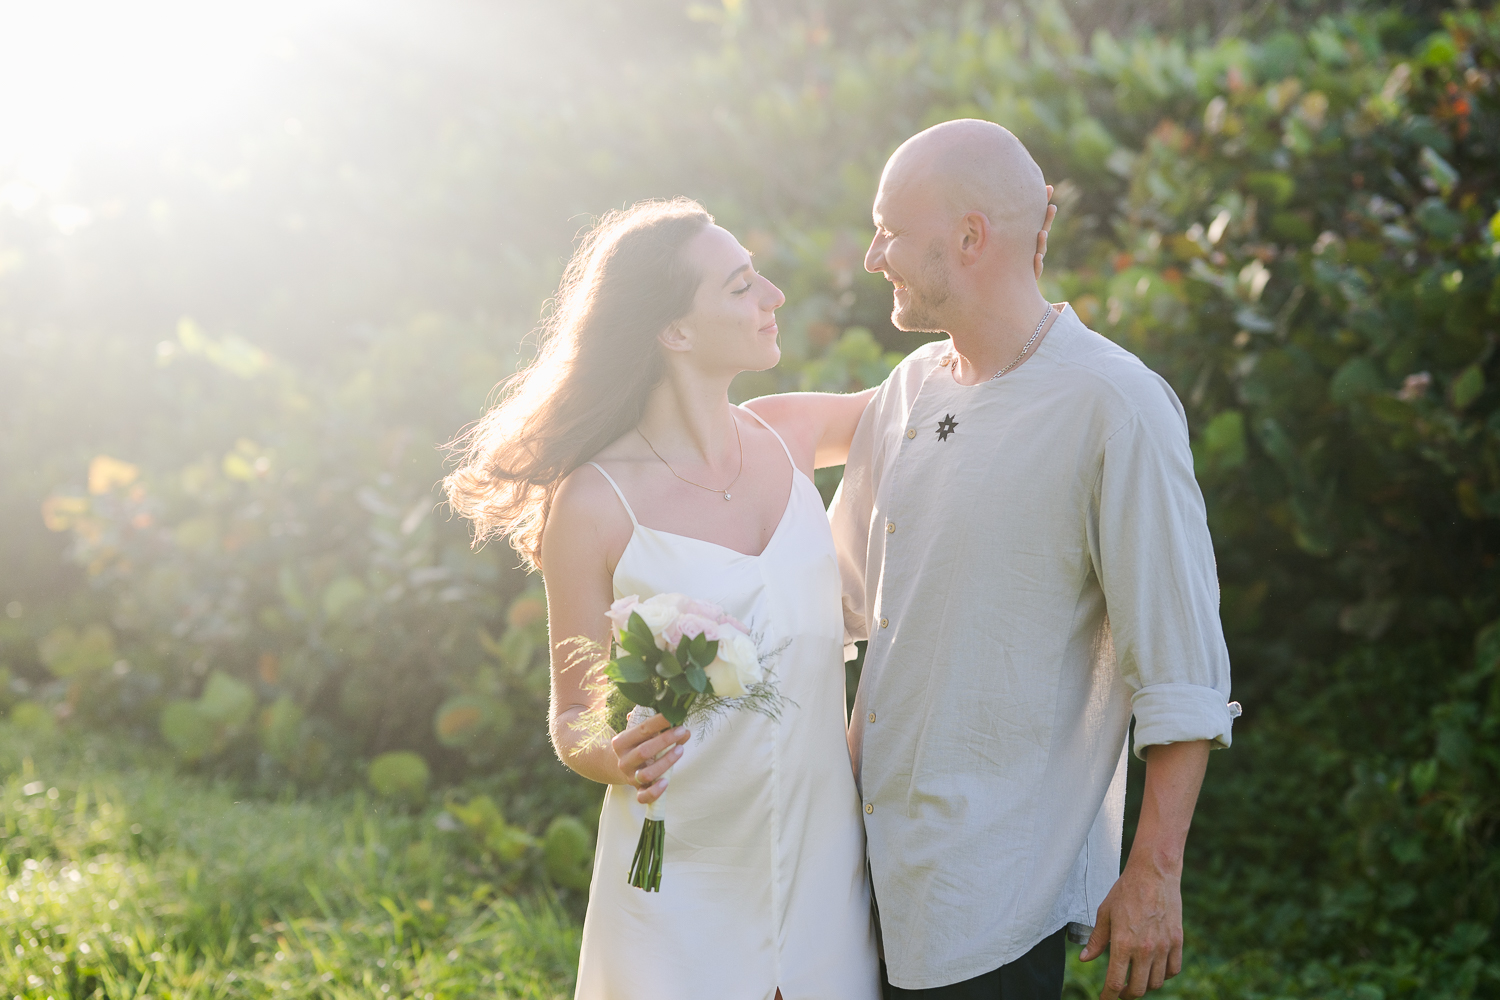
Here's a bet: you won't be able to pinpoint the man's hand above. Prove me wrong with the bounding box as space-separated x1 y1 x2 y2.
1080 855 1183 998
1034 183 1058 280
1079 739 1209 999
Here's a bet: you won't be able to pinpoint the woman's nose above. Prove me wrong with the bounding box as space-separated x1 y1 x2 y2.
763 279 786 309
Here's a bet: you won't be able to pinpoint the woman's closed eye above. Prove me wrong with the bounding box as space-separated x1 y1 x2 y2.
731 281 753 295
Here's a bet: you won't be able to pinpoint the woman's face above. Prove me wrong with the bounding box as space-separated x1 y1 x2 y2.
670 225 785 374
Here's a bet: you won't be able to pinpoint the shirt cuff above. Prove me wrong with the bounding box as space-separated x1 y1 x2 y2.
1130 682 1241 760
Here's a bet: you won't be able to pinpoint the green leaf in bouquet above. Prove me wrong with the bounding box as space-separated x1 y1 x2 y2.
686 633 709 665
618 629 653 659
614 655 651 683
698 638 719 667
658 695 691 727
616 681 657 708
656 648 683 677
684 662 708 693
666 673 694 695
627 611 656 648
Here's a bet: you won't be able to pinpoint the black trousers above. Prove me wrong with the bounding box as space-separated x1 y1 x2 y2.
881 927 1067 1000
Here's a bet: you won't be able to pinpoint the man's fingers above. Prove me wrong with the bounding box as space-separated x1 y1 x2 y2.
1080 908 1110 962
1100 949 1130 1000
1125 947 1154 998
1148 952 1167 992
1167 936 1183 979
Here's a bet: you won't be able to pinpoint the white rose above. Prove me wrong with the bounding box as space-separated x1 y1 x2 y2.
703 631 761 698
633 593 685 646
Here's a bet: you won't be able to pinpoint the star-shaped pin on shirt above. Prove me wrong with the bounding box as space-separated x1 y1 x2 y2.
936 414 958 441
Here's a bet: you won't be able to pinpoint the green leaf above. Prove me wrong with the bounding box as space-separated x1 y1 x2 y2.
368 751 430 806
614 655 650 683
199 672 255 728
543 815 594 891
627 611 655 649
1450 364 1484 410
685 662 708 694
656 649 683 678
618 629 651 659
658 699 690 727
161 700 216 761
1198 410 1247 475
1418 146 1458 197
687 633 709 665
1329 357 1383 404
666 673 694 695
616 681 657 707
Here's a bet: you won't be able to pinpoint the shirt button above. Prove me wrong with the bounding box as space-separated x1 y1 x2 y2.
868 711 876 723
905 427 916 439
886 521 896 534
880 617 889 628
864 803 874 814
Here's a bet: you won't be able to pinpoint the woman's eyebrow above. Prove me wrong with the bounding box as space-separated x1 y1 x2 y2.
722 262 752 287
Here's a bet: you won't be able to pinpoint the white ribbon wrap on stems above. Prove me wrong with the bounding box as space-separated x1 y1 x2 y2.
627 704 672 821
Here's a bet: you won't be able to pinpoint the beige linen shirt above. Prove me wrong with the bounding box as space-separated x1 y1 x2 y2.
829 305 1238 989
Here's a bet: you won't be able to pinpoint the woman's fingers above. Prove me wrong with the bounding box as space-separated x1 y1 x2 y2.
610 711 669 757
613 720 689 777
633 743 684 787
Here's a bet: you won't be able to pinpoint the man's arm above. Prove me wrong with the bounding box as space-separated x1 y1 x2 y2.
1080 739 1210 999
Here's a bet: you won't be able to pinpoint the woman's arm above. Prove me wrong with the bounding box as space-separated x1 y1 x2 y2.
744 387 877 474
539 467 688 803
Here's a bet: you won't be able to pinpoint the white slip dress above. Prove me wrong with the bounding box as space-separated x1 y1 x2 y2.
574 408 880 1000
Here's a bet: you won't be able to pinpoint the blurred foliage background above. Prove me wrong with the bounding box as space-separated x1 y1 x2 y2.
2 0 1498 996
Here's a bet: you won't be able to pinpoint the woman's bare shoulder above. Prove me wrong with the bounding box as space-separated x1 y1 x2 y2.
544 463 634 569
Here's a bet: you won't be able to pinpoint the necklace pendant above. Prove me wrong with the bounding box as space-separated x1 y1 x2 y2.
723 491 732 501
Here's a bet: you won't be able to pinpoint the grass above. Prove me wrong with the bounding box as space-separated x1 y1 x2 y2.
5 723 1466 1000
0 727 581 999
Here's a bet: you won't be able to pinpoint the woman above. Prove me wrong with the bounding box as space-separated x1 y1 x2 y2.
446 197 880 999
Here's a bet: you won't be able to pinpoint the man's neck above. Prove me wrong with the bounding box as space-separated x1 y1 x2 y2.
945 282 1056 385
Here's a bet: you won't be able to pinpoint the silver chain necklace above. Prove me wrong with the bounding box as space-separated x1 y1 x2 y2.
951 303 1052 382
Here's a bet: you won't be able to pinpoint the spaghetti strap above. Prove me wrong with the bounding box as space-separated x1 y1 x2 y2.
738 405 796 468
586 461 639 528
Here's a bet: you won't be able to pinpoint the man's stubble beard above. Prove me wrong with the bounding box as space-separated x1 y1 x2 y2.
890 243 953 334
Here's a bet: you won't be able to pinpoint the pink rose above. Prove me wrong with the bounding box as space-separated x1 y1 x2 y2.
604 595 641 641
662 613 720 648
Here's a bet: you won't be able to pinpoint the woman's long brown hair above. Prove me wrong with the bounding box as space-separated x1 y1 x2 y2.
445 198 713 570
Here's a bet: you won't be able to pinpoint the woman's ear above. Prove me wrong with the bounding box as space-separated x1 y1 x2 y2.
659 321 693 354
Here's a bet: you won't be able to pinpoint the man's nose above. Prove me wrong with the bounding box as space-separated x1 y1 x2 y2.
864 235 883 273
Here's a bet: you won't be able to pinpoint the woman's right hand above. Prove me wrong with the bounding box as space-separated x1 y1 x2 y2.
611 713 690 804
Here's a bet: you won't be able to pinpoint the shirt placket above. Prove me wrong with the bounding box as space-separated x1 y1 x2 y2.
864 364 948 820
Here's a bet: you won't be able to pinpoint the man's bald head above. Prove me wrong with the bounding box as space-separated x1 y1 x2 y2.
880 119 1048 270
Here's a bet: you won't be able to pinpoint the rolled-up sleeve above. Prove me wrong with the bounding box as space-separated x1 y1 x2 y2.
1090 382 1237 759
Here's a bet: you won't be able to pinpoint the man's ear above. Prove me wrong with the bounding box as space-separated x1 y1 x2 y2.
659 322 693 354
958 212 989 261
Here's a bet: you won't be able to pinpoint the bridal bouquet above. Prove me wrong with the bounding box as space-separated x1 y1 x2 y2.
578 592 782 891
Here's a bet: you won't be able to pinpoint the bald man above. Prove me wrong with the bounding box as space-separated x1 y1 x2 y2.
829 120 1238 1000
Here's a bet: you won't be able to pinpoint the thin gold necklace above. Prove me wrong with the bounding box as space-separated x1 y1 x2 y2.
950 303 1052 382
637 417 745 501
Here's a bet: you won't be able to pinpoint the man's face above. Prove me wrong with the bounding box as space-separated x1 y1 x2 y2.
865 173 954 333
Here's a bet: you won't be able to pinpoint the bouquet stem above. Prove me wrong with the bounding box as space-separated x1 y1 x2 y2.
628 817 665 891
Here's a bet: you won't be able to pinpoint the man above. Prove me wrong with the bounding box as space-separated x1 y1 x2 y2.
829 119 1239 1000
